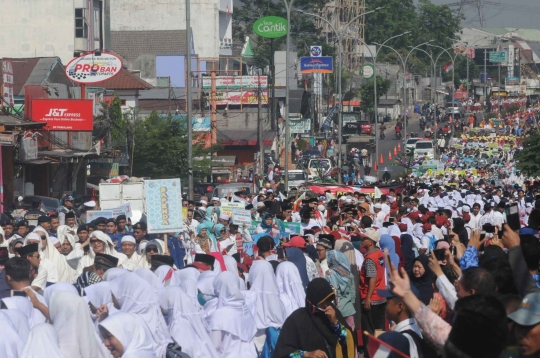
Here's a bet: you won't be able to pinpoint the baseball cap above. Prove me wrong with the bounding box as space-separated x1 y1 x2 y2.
282 236 306 249
361 228 380 244
508 292 540 326
64 195 74 202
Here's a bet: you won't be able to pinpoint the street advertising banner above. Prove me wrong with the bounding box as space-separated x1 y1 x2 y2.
144 179 183 233
31 99 94 131
202 76 268 89
87 210 114 222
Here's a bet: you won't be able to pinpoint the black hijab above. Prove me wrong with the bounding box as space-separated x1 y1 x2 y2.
409 255 434 305
274 278 356 357
400 233 415 273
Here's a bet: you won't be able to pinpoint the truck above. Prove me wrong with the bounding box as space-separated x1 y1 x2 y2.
99 181 145 221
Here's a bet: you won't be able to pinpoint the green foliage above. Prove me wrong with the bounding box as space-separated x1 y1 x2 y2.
93 94 129 147
233 0 329 69
132 111 221 181
441 56 480 87
515 130 540 177
359 76 391 113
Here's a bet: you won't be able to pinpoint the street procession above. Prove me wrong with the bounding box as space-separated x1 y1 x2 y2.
1 0 540 357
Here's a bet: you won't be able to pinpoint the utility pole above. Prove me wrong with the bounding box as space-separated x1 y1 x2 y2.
484 49 487 100
258 69 263 176
270 38 276 132
167 76 171 115
211 71 217 144
186 0 194 199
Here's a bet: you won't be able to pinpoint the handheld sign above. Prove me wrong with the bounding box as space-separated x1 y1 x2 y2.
232 208 252 225
144 179 184 233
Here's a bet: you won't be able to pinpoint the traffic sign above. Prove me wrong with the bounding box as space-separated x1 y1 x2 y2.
489 51 507 63
310 46 322 57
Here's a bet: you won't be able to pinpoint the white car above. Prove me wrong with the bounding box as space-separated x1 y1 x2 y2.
414 139 435 160
404 138 421 155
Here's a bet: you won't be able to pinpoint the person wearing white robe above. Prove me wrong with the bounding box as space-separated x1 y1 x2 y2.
0 310 25 358
84 281 118 321
103 267 129 281
34 227 74 284
248 260 287 351
76 230 126 279
43 282 79 306
275 261 306 317
160 286 219 358
57 225 85 270
223 255 246 290
99 312 155 358
23 232 58 291
4 309 30 344
49 291 111 358
1 296 43 328
118 235 140 272
154 265 180 287
175 267 200 282
207 272 258 358
179 278 200 308
137 239 165 270
134 268 163 295
21 323 63 358
109 272 172 358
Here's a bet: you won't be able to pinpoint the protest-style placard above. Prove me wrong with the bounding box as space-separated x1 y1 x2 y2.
243 242 255 256
232 208 252 225
87 210 113 222
246 220 259 234
144 179 184 233
283 222 301 234
220 202 245 218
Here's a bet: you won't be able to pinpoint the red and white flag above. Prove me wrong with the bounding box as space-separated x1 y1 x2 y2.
443 61 453 72
365 332 410 358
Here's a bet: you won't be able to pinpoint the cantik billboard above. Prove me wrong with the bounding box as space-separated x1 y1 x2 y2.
31 99 94 131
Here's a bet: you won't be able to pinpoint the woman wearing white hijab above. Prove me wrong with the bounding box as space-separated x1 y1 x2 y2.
179 278 200 308
174 267 200 282
248 260 286 351
103 268 129 281
76 231 126 279
49 291 110 358
223 255 246 290
21 323 64 358
3 309 30 343
134 268 163 295
23 232 58 290
84 281 118 321
160 286 219 358
0 310 25 358
109 272 171 357
275 261 306 317
34 227 74 284
99 312 155 358
43 282 79 306
207 272 257 358
155 265 180 287
1 296 42 328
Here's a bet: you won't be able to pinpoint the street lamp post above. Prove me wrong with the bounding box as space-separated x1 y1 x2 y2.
284 0 293 190
295 7 381 183
408 47 436 104
428 44 459 122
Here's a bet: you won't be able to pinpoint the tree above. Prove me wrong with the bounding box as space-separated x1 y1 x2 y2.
93 94 129 148
132 111 220 181
515 130 540 177
359 76 391 114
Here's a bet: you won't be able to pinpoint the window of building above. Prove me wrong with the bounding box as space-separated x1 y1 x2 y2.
75 8 87 38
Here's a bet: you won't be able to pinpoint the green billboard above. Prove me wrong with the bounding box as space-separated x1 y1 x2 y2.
253 16 288 38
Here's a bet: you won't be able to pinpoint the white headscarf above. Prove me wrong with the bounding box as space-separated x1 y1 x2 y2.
57 225 77 246
179 278 200 308
160 286 219 358
21 323 63 358
34 228 74 283
388 225 402 238
248 260 286 329
78 231 126 275
207 272 257 342
223 255 246 290
134 268 163 295
174 267 200 282
1 297 41 328
49 291 110 358
197 269 219 296
99 312 155 358
43 282 78 306
109 272 171 357
23 233 42 251
0 310 24 358
275 261 306 317
155 265 180 287
84 281 113 308
3 309 30 344
103 267 128 281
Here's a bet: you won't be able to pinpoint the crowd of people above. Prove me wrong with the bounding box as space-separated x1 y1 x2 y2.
2 103 540 358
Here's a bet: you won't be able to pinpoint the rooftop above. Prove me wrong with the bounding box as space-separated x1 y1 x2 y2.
95 68 153 90
111 30 188 62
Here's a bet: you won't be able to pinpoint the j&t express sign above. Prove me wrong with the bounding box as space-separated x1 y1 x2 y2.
31 99 94 131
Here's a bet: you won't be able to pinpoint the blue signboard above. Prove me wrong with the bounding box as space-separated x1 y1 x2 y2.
144 179 184 233
300 56 334 74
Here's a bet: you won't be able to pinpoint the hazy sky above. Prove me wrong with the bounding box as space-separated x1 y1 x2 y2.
232 0 540 30
430 0 540 29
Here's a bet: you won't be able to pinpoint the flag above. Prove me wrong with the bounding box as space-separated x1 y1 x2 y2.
374 186 383 199
365 332 410 358
443 61 453 72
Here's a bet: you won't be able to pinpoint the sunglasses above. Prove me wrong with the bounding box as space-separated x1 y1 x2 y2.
146 247 159 253
40 236 47 240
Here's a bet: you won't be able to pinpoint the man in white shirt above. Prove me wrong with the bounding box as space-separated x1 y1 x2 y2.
469 203 483 229
414 223 433 255
492 201 506 227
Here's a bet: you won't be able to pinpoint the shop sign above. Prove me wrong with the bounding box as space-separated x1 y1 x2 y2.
65 52 123 84
31 99 93 131
253 16 288 38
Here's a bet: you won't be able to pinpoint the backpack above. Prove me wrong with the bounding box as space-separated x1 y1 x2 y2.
402 329 441 358
261 327 281 358
425 234 437 250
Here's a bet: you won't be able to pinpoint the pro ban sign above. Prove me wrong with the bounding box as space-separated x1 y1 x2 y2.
253 16 288 38
65 52 123 84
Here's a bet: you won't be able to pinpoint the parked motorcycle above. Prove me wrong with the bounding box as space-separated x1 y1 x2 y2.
419 116 426 130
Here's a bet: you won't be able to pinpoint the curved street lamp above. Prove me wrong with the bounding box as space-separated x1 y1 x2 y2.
428 44 459 121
